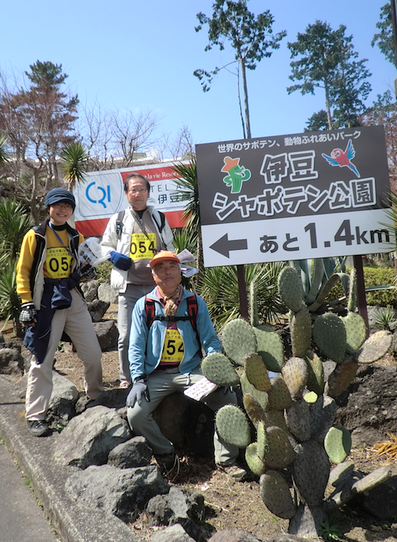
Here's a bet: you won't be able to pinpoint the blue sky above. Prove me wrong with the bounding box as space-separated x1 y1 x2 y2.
2 0 396 152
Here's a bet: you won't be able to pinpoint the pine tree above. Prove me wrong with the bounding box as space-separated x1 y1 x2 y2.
288 21 371 130
194 0 286 139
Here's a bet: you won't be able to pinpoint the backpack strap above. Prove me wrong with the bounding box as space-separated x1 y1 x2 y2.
152 211 166 233
145 297 156 329
185 295 198 333
145 295 198 330
152 210 167 250
116 210 125 238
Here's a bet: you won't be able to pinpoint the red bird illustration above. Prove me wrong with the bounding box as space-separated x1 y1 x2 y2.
321 139 360 177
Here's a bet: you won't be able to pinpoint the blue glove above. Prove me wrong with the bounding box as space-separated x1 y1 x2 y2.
109 251 132 271
19 302 37 324
126 378 150 407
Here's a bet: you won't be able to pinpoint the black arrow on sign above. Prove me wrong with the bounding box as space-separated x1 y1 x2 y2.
209 233 248 258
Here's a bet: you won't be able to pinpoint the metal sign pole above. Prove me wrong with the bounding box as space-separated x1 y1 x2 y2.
237 264 249 320
353 254 369 338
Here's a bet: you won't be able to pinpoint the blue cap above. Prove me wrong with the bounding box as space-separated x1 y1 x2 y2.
44 188 76 211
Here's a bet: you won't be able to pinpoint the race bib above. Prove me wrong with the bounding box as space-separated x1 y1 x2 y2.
160 329 184 364
46 247 73 279
129 233 157 260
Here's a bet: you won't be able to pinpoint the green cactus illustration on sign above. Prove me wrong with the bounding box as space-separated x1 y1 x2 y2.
221 156 251 194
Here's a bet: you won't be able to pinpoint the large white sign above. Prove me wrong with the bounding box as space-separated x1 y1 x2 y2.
196 127 394 267
201 209 392 266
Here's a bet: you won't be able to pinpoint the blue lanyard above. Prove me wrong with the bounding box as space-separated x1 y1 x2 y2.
48 222 76 261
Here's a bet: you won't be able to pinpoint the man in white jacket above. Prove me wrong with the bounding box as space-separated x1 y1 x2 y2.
101 173 174 388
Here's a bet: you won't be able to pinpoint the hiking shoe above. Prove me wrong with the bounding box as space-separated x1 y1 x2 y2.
155 451 180 477
27 420 51 437
217 463 247 482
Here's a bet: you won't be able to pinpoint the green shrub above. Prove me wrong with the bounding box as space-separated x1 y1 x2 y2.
373 307 397 331
96 261 112 283
200 262 286 331
323 265 396 309
363 267 396 308
0 263 22 335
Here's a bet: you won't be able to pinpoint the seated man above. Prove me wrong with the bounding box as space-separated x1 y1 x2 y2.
126 250 243 478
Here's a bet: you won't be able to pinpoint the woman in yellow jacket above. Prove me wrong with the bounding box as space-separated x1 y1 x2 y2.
16 188 102 437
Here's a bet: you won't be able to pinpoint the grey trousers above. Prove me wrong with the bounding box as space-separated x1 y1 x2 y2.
117 283 154 382
126 367 239 465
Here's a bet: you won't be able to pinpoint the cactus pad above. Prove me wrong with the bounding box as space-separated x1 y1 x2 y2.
305 351 324 395
201 352 240 387
286 399 311 442
324 426 352 464
215 405 251 449
245 352 272 392
303 391 318 403
243 393 266 429
293 440 330 506
325 357 358 398
264 426 295 468
260 470 296 519
291 307 312 358
351 465 391 495
341 312 366 354
264 409 288 432
281 357 308 399
254 325 285 373
313 313 347 363
240 372 270 411
256 420 267 459
268 375 292 411
245 442 266 476
310 395 337 443
222 319 257 366
358 330 392 363
278 266 304 313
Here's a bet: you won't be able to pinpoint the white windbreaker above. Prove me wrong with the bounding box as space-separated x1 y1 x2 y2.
101 206 174 293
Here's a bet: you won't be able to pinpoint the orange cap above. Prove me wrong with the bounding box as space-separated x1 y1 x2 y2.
149 250 180 269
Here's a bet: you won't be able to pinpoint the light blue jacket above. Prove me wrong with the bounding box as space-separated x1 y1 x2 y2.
128 287 221 381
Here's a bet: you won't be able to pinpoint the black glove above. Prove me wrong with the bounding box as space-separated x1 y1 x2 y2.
81 263 97 281
109 251 132 271
19 302 37 324
126 377 150 407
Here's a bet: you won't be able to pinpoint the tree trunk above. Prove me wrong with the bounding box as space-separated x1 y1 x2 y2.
237 67 247 139
240 58 251 139
324 83 333 130
30 169 41 225
238 56 250 320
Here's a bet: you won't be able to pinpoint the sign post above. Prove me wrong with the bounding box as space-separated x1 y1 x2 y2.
196 126 394 317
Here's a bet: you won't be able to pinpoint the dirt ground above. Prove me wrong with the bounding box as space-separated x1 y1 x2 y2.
3 306 397 541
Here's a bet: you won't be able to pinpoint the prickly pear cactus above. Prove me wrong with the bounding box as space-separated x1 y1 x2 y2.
278 266 304 313
200 265 391 538
222 318 257 366
215 405 251 449
201 353 240 387
313 313 347 363
324 425 352 464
